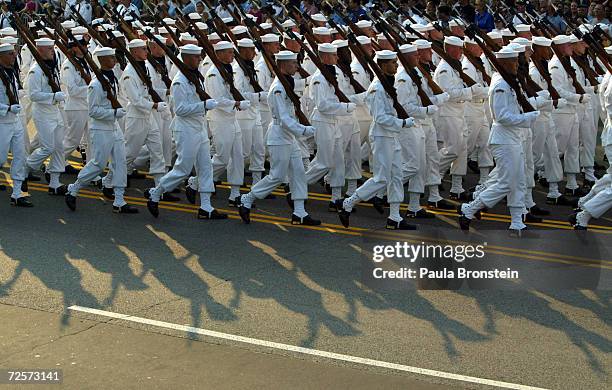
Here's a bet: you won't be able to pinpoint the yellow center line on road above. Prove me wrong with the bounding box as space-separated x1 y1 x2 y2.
6 180 611 270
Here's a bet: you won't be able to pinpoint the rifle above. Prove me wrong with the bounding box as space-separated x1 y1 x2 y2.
34 19 92 85
573 26 612 74
174 9 245 102
66 29 122 109
464 25 535 112
143 30 212 102
12 13 61 93
104 29 163 103
69 4 111 47
0 67 18 105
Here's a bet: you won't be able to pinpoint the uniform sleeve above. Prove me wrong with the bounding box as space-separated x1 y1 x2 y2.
434 66 472 102
366 87 404 131
395 76 427 119
549 62 581 103
88 82 115 121
27 68 55 104
204 70 235 114
0 103 8 116
491 85 533 127
171 80 205 117
269 88 306 137
121 71 155 110
62 63 88 99
310 77 350 115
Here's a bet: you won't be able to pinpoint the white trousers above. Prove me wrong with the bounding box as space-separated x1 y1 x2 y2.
552 111 580 174
0 120 27 181
75 128 127 189
251 142 307 201
422 120 442 187
465 114 493 168
532 115 563 183
238 117 265 173
339 116 361 181
63 109 89 161
305 121 345 187
437 115 467 176
27 110 65 174
399 124 426 193
355 136 404 204
478 143 525 209
210 119 244 186
578 103 597 169
124 116 166 175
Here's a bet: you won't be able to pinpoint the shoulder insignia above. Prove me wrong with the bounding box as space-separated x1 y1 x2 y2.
274 90 282 95
88 86 94 90
63 66 69 71
439 70 447 74
369 89 377 94
462 67 469 71
28 71 34 75
495 89 505 93
208 74 216 78
313 81 320 85
123 76 130 80
397 79 406 83
173 82 181 86
352 71 359 74
550 66 559 70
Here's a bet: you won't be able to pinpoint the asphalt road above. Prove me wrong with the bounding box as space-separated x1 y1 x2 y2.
0 154 611 390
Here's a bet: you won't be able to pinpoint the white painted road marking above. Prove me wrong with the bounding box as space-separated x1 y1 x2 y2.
69 305 549 390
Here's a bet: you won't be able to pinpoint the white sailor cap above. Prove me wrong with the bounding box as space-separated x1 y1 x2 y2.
93 46 116 57
38 29 54 37
318 42 337 53
180 44 202 55
464 36 477 45
332 39 348 48
188 12 201 20
449 20 459 27
409 23 428 32
163 17 176 25
552 34 570 45
208 32 220 40
283 32 302 40
0 36 18 45
313 26 331 35
568 34 580 43
111 30 124 38
231 25 247 35
356 35 371 45
311 13 327 23
151 35 166 44
414 39 432 49
501 28 515 36
515 24 531 32
329 28 338 35
127 39 146 49
158 27 169 34
61 20 76 29
195 22 208 30
375 50 397 60
399 43 417 53
444 36 463 47
605 45 612 55
487 31 503 40
355 20 372 29
532 36 552 47
222 17 233 24
246 14 257 22
179 32 196 42
0 27 17 36
28 22 36 28
261 33 280 43
377 33 387 41
282 19 296 29
507 42 525 53
35 37 54 47
91 18 104 26
124 15 134 22
511 37 531 48
237 38 255 48
71 26 88 35
496 46 518 58
260 22 272 30
275 50 297 61
213 40 233 51
0 43 14 53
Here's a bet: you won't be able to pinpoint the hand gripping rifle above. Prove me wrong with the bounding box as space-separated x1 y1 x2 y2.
464 25 535 112
65 29 122 109
142 29 211 101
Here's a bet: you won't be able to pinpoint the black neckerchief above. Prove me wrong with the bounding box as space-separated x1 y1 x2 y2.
11 62 22 89
242 59 257 81
284 74 295 91
188 69 204 90
136 60 149 78
101 69 118 95
323 64 336 80
152 56 168 74
76 56 90 75
384 74 395 88
1 65 19 100
43 58 61 87
222 63 234 85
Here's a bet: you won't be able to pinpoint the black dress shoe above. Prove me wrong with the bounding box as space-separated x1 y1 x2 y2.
529 205 550 216
228 196 241 207
427 199 456 210
328 201 339 212
406 209 435 219
467 160 480 174
161 192 181 202
27 172 41 182
64 165 81 175
538 177 549 187
10 196 33 207
371 196 385 214
523 213 542 223
546 195 575 206
198 208 228 220
565 187 587 197
44 172 50 184
20 180 28 193
185 186 197 204
568 213 588 230
128 170 146 179
102 187 115 200
65 194 77 211
449 192 469 201
457 205 472 230
147 200 159 217
48 185 68 196
292 214 321 226
113 204 139 214
386 218 417 230
338 208 351 228
238 205 251 224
